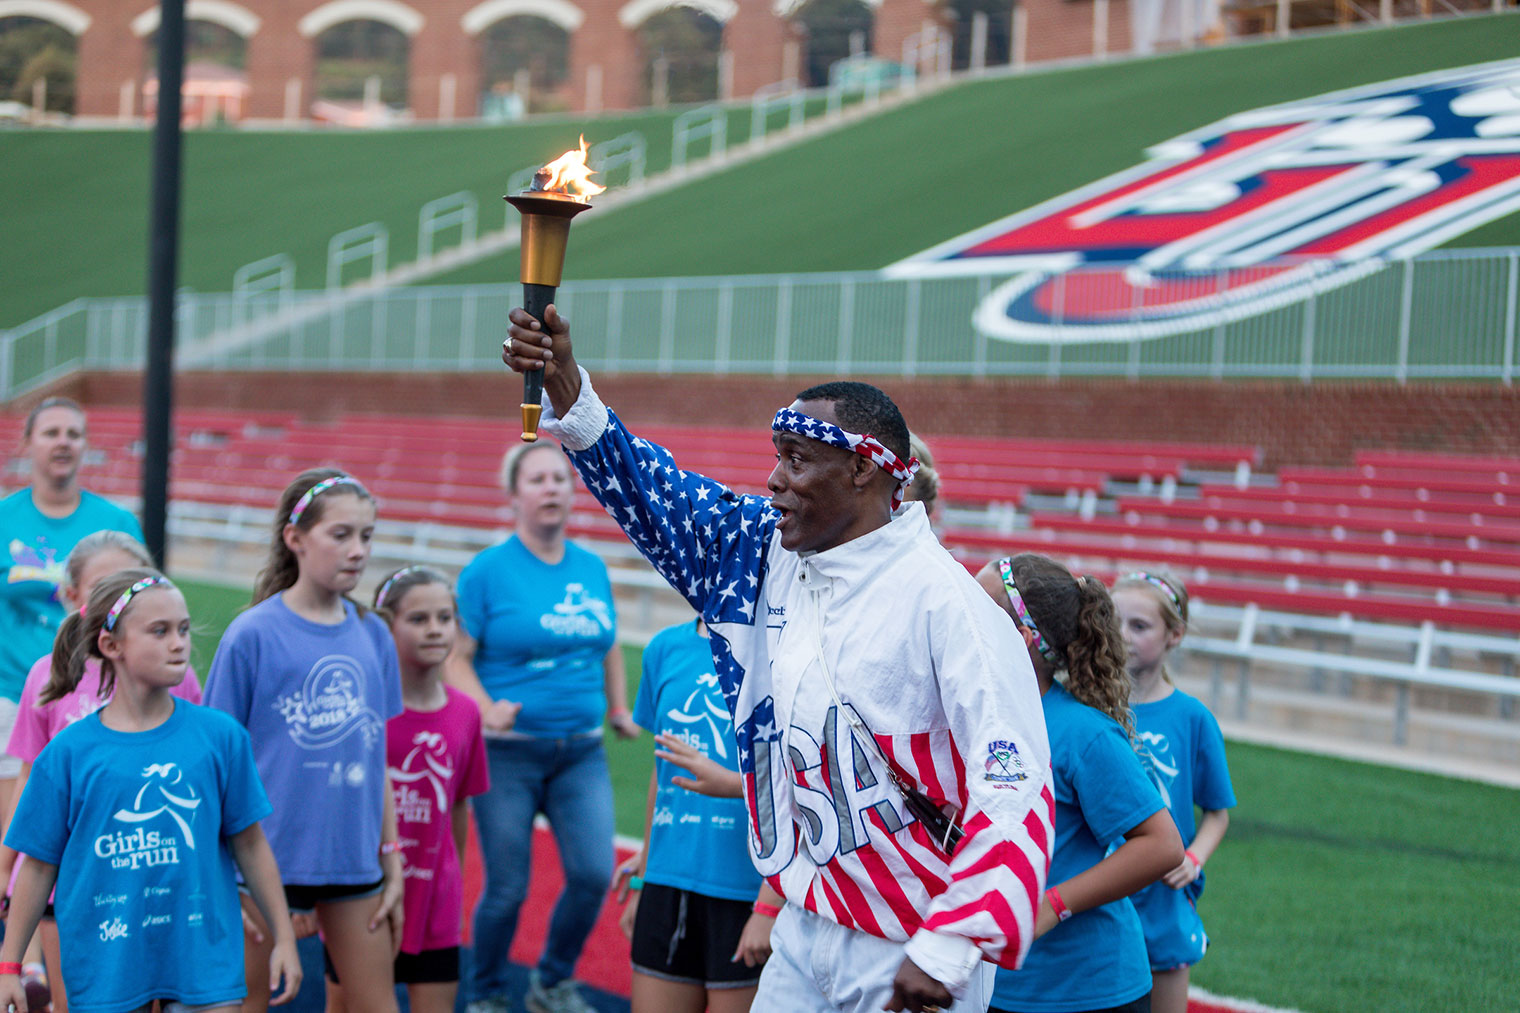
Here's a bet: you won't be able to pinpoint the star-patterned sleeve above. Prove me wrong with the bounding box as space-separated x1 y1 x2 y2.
564 408 777 623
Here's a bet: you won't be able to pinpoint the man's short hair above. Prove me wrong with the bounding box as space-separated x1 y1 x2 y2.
793 381 911 464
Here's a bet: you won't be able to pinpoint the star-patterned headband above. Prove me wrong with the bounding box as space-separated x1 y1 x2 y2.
1122 571 1181 609
104 576 166 632
289 475 365 525
771 408 920 510
997 557 1060 667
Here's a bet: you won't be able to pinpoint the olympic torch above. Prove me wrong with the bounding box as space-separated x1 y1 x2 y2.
505 136 605 442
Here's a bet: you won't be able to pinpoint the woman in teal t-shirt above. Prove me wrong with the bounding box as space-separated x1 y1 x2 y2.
0 398 142 861
449 440 635 1013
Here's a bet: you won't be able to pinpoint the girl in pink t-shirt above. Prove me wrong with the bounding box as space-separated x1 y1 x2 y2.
0 530 202 1013
326 566 489 1013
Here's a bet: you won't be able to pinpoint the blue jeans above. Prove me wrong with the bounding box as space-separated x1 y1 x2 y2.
469 734 615 999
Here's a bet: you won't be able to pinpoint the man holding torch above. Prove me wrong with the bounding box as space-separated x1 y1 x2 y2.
503 305 1053 1013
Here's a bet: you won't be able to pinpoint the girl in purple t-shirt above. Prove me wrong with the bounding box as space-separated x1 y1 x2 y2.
204 469 405 1013
325 566 490 1013
0 530 202 1013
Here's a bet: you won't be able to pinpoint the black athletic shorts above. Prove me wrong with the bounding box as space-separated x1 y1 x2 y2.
629 882 762 989
992 994 1151 1013
281 878 385 913
325 944 460 985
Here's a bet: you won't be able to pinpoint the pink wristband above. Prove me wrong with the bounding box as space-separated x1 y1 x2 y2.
0 962 21 976
752 901 781 919
379 841 401 856
1186 849 1204 869
1045 887 1073 922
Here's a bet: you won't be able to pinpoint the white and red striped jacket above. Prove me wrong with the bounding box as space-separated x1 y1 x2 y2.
544 371 1054 993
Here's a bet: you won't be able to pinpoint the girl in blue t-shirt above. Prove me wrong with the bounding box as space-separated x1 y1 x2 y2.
0 567 300 1013
1111 572 1236 1013
614 618 782 1013
975 553 1184 1013
204 470 405 1013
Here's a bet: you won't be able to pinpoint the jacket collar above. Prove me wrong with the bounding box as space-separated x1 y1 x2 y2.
795 502 930 589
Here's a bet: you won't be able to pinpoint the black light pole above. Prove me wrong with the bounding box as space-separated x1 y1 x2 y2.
142 0 185 568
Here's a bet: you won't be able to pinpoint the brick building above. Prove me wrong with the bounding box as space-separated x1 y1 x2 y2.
6 0 1126 121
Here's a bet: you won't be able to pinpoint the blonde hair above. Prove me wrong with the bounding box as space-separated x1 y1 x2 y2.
904 431 939 516
64 531 154 591
498 441 570 494
1113 570 1189 635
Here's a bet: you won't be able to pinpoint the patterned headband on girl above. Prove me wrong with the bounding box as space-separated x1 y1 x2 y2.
289 475 365 525
376 566 422 610
771 408 920 510
103 576 166 632
1123 571 1181 608
998 557 1060 667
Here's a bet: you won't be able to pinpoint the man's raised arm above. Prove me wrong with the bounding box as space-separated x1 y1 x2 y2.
503 304 775 620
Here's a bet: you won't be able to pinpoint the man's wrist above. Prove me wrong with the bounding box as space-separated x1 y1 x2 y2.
902 928 979 998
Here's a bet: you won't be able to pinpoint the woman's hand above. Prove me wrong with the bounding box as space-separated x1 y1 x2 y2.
733 911 775 967
0 973 28 1013
654 733 743 798
483 698 523 733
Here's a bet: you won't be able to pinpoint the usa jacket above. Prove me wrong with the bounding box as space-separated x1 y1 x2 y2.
543 370 1054 992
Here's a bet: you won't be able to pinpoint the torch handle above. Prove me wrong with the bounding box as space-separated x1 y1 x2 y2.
518 283 557 442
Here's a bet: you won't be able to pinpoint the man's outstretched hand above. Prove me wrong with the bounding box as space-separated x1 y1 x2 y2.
504 303 581 420
883 956 953 1012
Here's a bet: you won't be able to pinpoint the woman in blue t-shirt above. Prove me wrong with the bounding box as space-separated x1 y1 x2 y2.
0 398 142 850
975 553 1184 1013
1112 573 1236 1013
614 618 781 1013
448 441 635 1013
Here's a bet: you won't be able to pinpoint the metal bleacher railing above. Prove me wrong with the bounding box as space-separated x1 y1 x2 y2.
2 246 1517 399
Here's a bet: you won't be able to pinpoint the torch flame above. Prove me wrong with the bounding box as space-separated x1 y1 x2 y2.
533 135 606 200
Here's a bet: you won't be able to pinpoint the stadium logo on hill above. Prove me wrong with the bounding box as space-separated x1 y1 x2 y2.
886 58 1520 342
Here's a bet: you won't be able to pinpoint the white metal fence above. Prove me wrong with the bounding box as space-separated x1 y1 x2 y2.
2 247 1516 399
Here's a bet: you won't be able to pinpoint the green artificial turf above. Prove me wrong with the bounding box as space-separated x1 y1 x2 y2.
177 577 1520 1012
5 16 1519 331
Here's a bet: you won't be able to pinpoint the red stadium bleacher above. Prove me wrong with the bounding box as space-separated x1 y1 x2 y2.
8 410 1516 632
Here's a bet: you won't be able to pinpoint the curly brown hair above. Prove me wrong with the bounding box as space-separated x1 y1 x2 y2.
1002 553 1134 740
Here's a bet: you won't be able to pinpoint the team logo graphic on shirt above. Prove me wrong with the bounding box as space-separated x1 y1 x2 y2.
6 540 63 593
1138 730 1178 808
99 917 130 942
275 654 383 751
984 739 1029 785
390 730 454 825
663 669 733 760
94 763 200 870
885 59 1520 343
539 584 613 638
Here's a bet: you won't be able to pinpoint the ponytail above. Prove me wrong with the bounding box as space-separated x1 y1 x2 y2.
997 553 1135 740
253 468 375 606
1064 575 1134 740
41 566 169 706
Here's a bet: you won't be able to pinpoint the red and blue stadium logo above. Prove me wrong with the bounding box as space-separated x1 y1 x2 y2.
886 59 1520 342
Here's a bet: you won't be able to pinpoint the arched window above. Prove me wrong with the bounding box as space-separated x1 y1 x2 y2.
479 15 572 115
314 18 410 110
947 0 1011 70
0 12 77 113
637 5 724 106
789 0 873 89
